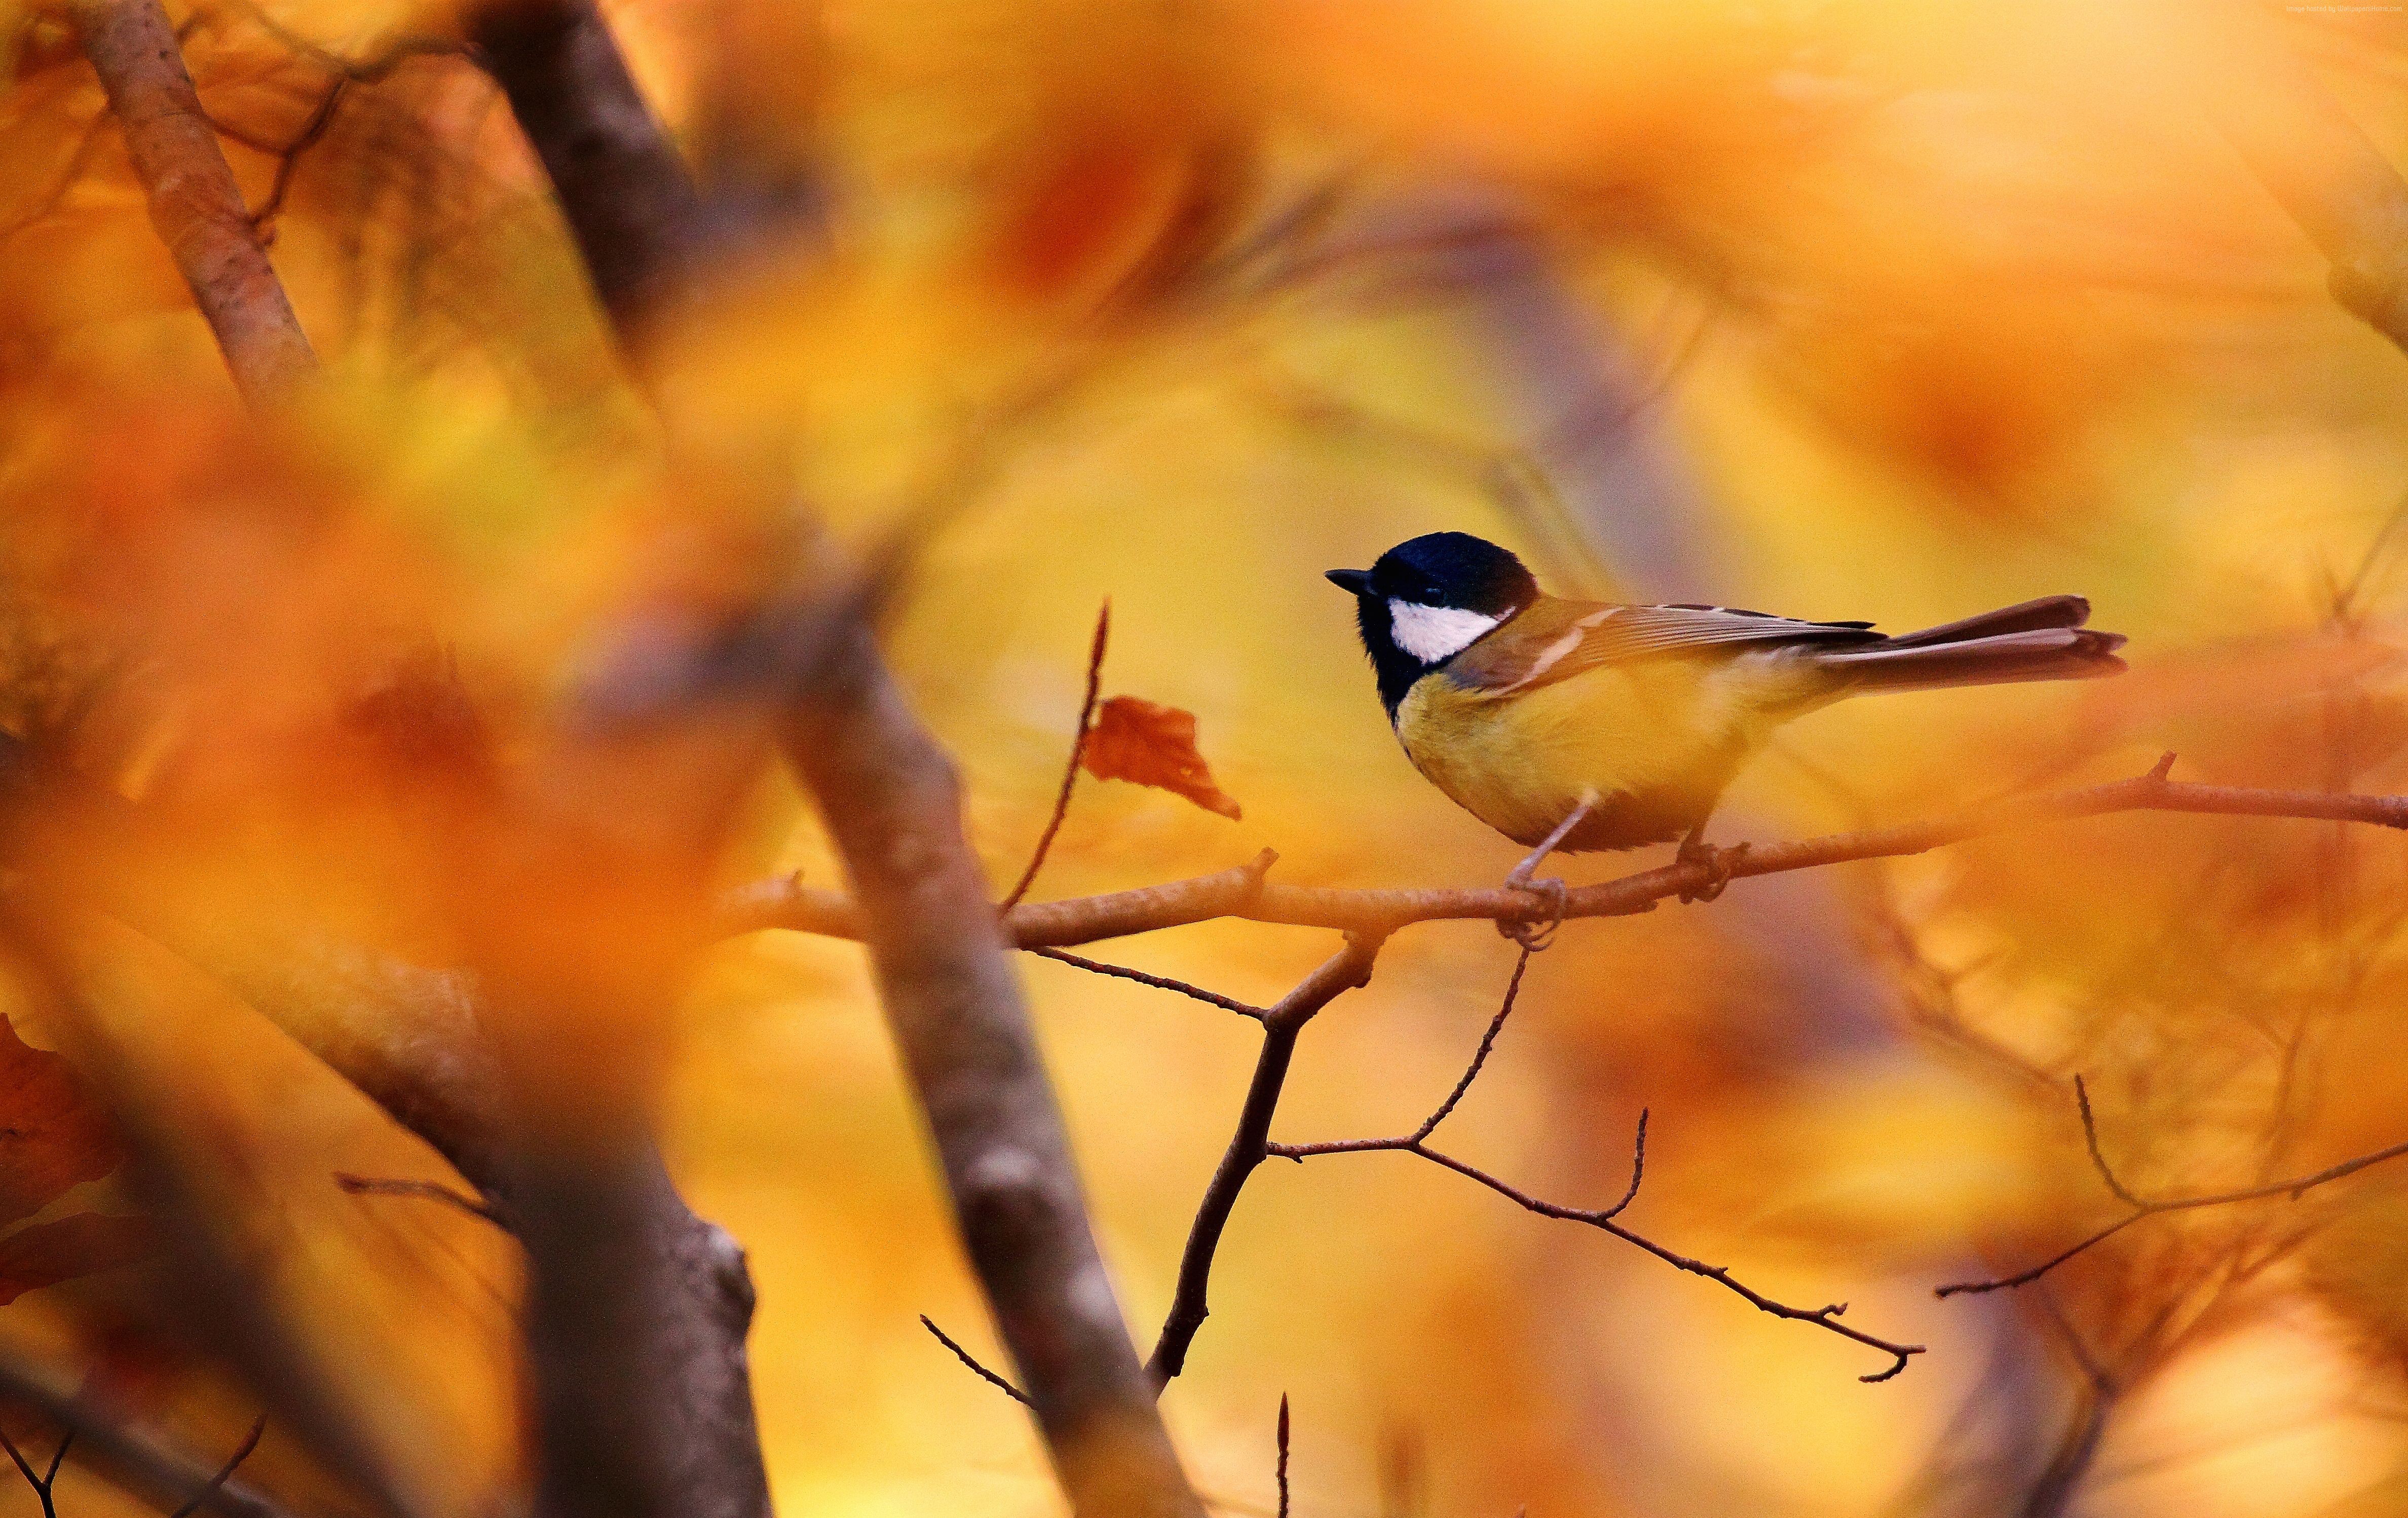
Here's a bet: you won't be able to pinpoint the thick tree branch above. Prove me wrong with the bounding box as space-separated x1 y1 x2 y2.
783 622 1205 1514
465 0 705 337
510 1146 768 1518
469 2 1208 1507
1146 936 1384 1386
67 0 315 403
1936 1075 2408 1298
0 737 772 1518
729 760 2408 948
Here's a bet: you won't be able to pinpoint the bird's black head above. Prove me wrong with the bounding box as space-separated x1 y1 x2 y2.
1326 533 1540 716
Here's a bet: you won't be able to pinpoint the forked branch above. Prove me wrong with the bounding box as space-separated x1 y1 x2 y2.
1267 953 1924 1383
1146 935 1386 1386
1936 1075 2408 1298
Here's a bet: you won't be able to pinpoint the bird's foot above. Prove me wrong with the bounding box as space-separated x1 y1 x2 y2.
1499 873 1569 951
1675 837 1748 904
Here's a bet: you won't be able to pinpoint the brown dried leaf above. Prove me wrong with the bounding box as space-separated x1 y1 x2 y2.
0 1212 158 1306
1080 696 1242 820
0 1011 121 1228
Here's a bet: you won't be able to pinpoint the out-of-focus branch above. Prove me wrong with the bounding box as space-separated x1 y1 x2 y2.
2185 0 2408 351
1146 936 1384 1386
1936 1075 2408 1298
66 0 315 403
470 1 1210 1507
201 27 471 234
729 758 2408 947
3 1421 69 1518
0 1346 292 1518
332 1172 512 1229
464 0 704 337
167 1417 266 1518
510 1146 768 1518
0 736 771 1518
1265 953 1924 1383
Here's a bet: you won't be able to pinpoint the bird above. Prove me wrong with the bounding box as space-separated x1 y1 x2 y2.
1326 531 2126 907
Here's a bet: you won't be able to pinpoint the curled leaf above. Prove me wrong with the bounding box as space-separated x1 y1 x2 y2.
0 1011 122 1228
0 1213 158 1306
1080 696 1243 821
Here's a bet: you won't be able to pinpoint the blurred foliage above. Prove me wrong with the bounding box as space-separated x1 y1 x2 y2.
4 1 2408 1516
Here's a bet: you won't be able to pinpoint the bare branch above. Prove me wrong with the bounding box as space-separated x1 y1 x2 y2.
1147 936 1385 1387
1001 601 1110 910
1028 947 1266 1022
169 1418 267 1518
199 29 470 234
1936 1076 2408 1298
1267 967 1923 1383
510 1146 771 1518
0 735 770 1518
731 761 2408 948
3 1422 63 1518
473 0 1206 1500
464 0 704 338
786 619 1207 1514
2192 0 2408 352
920 1315 1032 1407
1409 946 1529 1143
332 1172 512 1229
67 0 315 403
1275 1396 1290 1518
0 1346 297 1518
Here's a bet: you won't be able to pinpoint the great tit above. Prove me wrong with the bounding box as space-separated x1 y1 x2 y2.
1327 532 2126 881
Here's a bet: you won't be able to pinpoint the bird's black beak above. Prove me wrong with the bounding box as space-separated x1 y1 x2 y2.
1325 568 1373 595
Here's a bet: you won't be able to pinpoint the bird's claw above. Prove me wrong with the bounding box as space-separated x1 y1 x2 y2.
1500 874 1569 951
1675 839 1748 904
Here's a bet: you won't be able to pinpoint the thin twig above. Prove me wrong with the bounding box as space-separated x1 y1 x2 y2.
333 1172 512 1229
1029 946 1265 1021
1276 1395 1291 1518
1263 948 1921 1380
0 1344 296 1518
1279 1108 1920 1381
197 29 469 233
1411 947 1529 1142
1001 601 1108 909
169 1418 267 1518
1936 1074 2408 1298
734 758 2408 948
918 1315 1031 1407
0 111 111 244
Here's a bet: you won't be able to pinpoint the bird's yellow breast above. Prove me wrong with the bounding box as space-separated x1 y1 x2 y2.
1393 657 1800 848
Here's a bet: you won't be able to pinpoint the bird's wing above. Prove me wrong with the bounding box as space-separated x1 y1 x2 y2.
1448 598 1885 695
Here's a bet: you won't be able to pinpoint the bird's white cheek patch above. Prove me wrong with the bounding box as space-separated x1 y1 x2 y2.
1388 600 1501 663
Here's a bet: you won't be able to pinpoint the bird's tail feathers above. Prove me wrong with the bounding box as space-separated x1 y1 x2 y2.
1817 624 2127 693
1873 595 2094 650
